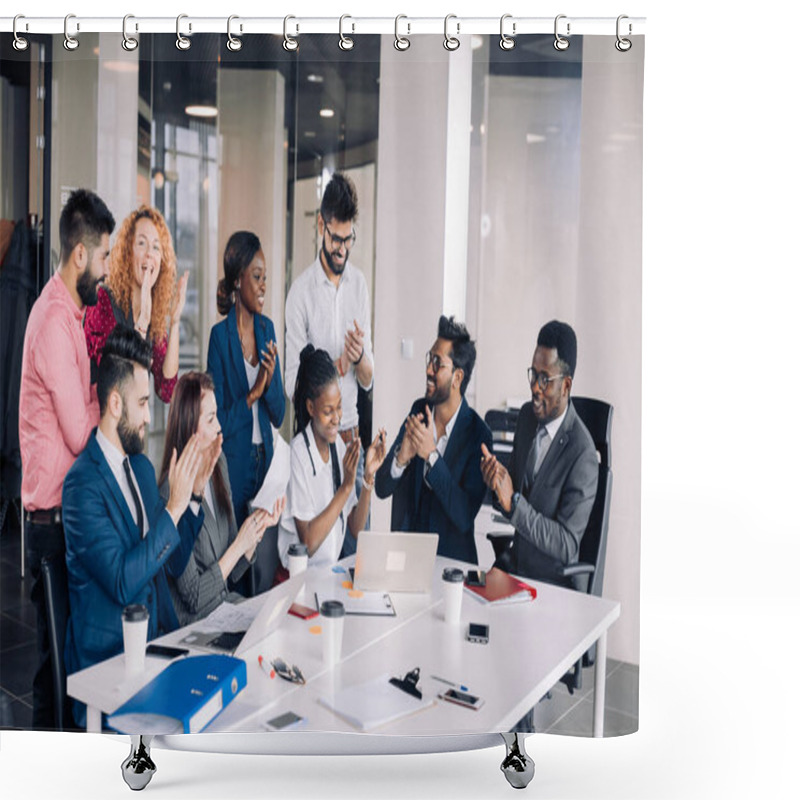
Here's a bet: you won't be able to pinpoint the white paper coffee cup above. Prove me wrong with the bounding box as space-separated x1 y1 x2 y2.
320 600 345 667
122 604 149 679
442 568 465 625
287 543 308 578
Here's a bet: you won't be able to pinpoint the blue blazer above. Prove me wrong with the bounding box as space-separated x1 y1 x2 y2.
207 310 286 496
62 431 203 726
375 397 492 564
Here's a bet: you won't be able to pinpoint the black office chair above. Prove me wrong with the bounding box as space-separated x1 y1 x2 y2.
487 396 613 693
483 408 520 504
41 553 73 731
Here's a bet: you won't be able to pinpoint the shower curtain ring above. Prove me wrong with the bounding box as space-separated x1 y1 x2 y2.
339 15 354 51
394 15 410 51
227 15 242 51
13 15 29 51
122 15 139 51
63 14 79 51
176 14 191 51
499 14 516 51
615 15 632 52
283 15 299 51
554 14 570 51
443 14 460 51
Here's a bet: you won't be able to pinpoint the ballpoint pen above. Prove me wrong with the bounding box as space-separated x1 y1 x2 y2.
431 675 469 692
257 655 275 678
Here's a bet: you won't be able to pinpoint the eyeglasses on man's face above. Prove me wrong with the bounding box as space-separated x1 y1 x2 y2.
323 220 356 250
426 351 454 374
527 367 565 391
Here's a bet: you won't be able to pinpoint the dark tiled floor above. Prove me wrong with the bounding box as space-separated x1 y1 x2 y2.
0 512 639 735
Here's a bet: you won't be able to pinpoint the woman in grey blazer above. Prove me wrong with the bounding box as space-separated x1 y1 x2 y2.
159 372 285 626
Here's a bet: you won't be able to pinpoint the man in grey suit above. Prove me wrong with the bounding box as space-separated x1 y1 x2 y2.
481 320 598 588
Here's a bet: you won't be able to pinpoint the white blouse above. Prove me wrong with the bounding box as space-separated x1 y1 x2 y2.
278 423 357 569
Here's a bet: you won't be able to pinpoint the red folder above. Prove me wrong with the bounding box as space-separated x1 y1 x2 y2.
463 567 537 605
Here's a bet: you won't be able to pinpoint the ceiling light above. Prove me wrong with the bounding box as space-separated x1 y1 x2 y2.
307 74 324 83
185 105 218 119
526 134 546 144
304 131 317 138
319 108 335 118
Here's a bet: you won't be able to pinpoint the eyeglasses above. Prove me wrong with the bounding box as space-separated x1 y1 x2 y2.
426 351 454 374
323 220 356 250
527 367 565 391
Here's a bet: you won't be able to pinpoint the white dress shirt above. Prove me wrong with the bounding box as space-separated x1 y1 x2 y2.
284 256 374 432
95 428 149 537
390 399 463 479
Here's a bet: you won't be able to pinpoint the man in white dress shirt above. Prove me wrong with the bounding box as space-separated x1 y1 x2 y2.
284 173 374 556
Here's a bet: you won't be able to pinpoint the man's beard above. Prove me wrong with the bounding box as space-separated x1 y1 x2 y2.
321 239 349 276
76 268 102 306
118 402 145 455
425 376 451 407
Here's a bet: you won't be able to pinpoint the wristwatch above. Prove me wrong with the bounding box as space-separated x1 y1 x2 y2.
191 492 203 505
426 450 440 470
505 491 521 519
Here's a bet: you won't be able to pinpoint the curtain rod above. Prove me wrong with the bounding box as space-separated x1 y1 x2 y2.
1 15 646 37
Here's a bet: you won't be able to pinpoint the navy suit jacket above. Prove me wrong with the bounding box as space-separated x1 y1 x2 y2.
207 310 285 503
62 431 203 726
375 398 492 564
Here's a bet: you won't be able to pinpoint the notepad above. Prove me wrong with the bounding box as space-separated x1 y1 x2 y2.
318 673 435 731
314 587 396 617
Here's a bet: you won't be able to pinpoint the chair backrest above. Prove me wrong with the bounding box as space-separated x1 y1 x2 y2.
571 397 613 598
41 553 70 731
484 408 520 469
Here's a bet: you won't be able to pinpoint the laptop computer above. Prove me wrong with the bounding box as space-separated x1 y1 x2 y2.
353 531 439 593
180 572 305 656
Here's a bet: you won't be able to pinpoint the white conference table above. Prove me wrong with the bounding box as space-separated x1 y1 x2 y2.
67 555 620 737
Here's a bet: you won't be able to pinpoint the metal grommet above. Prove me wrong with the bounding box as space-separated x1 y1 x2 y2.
553 14 570 51
13 15 29 51
394 15 410 51
339 14 354 51
176 14 191 51
443 14 460 51
227 15 242 52
499 14 516 51
122 14 139 51
615 15 632 52
63 14 79 51
283 15 299 52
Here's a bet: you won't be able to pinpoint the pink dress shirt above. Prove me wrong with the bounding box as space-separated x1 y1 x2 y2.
19 272 100 511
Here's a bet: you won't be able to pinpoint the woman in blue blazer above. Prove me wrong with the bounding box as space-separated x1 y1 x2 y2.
207 231 285 537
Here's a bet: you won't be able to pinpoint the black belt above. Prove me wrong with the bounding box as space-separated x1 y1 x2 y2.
24 507 62 525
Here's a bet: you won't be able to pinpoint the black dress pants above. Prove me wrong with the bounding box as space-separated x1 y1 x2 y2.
25 519 65 730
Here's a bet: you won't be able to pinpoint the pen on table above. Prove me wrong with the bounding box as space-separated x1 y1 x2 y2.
257 655 275 679
431 675 469 692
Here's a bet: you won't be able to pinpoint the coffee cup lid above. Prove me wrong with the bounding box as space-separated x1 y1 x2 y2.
442 567 465 583
288 543 308 557
122 603 149 622
320 600 345 618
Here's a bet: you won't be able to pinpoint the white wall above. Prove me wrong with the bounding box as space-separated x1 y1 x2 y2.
467 48 643 665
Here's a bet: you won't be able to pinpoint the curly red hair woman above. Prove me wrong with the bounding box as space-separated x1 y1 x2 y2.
84 205 188 402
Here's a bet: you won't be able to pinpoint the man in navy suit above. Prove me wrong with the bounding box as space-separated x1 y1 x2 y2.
62 327 207 728
375 316 492 564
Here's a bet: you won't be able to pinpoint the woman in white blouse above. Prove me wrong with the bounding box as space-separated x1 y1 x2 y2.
279 345 385 568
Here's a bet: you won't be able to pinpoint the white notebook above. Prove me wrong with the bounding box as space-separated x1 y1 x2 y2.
319 673 435 731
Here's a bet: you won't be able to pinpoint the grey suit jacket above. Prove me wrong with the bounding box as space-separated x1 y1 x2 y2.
499 400 598 587
159 453 250 626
